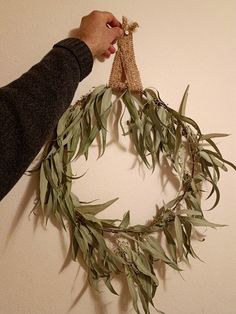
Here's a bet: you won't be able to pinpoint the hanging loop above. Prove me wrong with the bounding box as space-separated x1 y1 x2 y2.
109 17 143 93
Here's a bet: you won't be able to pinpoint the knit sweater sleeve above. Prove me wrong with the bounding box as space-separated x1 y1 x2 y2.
0 38 93 200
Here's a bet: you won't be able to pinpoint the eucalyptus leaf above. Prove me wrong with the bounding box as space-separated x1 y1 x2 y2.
178 85 189 116
174 215 184 260
39 163 48 210
200 133 229 140
104 277 119 295
119 211 130 228
131 251 159 286
77 197 118 216
187 217 226 228
126 267 140 314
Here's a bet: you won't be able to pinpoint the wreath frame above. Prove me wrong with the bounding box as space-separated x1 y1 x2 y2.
36 84 235 314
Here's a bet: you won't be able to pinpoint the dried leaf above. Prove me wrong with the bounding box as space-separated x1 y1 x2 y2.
39 163 48 210
200 133 229 140
174 215 184 259
119 211 130 229
178 85 189 116
77 198 118 216
187 217 226 228
125 267 140 314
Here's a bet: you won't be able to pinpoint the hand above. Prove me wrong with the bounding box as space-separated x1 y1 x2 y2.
76 11 123 58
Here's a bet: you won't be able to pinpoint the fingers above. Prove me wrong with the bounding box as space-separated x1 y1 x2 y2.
101 11 123 41
101 24 123 59
102 11 122 28
108 45 116 54
102 50 111 59
102 45 116 59
111 26 124 39
77 10 123 59
106 27 123 51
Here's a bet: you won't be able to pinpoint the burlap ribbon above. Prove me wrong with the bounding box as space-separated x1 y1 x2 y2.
109 17 143 93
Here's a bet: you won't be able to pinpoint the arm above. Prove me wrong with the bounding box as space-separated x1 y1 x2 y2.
0 10 123 200
0 39 93 200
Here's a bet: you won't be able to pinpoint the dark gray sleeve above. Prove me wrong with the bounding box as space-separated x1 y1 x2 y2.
0 38 93 200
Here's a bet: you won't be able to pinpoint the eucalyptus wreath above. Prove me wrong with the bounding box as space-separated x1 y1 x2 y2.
37 84 235 314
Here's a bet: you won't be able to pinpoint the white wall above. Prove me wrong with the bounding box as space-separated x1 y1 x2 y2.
0 1 235 313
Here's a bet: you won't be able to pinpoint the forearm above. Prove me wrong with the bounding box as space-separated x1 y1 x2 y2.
0 38 93 200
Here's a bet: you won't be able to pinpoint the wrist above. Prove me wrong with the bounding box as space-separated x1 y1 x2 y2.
53 38 94 81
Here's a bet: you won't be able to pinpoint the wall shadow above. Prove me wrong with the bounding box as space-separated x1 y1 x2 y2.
4 170 39 249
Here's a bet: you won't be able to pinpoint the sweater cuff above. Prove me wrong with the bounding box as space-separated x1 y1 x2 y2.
53 38 93 81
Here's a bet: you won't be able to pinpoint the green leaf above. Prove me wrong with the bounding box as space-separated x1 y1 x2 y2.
170 109 202 135
131 251 159 286
119 211 130 228
187 217 226 228
74 228 88 258
101 87 112 113
43 159 58 191
178 209 202 217
39 163 48 210
123 91 143 133
104 277 119 295
188 194 202 212
157 106 168 126
143 88 158 101
173 124 183 161
83 214 103 228
91 84 107 97
57 108 71 137
203 149 236 171
57 109 83 140
70 127 82 161
200 133 229 140
125 267 140 314
136 255 155 299
178 85 189 116
76 198 118 216
205 176 221 210
79 225 93 245
87 225 107 251
174 215 184 259
210 155 228 171
199 150 214 164
139 237 179 270
164 228 177 262
204 137 222 157
137 286 150 314
78 124 100 157
71 233 79 260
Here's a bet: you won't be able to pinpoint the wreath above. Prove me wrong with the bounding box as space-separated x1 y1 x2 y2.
36 18 235 314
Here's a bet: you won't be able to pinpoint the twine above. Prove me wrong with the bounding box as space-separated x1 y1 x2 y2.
109 17 143 93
